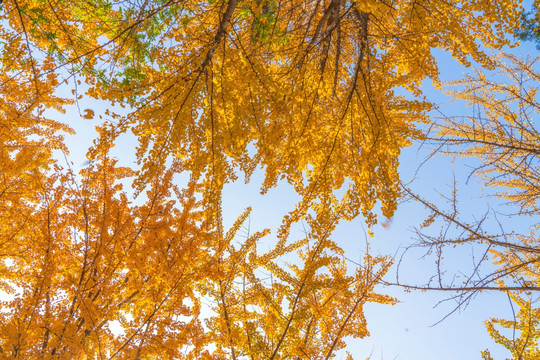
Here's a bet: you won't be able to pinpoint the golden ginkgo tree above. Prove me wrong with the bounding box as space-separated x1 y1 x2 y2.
5 0 523 227
0 124 393 358
0 0 532 358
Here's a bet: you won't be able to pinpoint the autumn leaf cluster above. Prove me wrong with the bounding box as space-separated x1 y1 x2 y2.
0 0 532 358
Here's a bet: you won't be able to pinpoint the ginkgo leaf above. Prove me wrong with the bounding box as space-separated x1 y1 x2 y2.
83 109 95 119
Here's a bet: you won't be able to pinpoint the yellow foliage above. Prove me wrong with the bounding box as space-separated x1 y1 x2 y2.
0 0 528 358
483 295 540 360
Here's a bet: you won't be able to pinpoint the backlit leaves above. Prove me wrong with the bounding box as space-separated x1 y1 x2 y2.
0 0 532 358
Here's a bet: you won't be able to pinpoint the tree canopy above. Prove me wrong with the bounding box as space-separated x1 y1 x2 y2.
0 0 538 358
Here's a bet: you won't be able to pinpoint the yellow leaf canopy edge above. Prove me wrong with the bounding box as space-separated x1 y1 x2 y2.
2 0 522 229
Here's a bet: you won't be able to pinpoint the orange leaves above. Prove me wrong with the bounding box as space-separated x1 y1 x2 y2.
99 0 523 231
82 109 95 120
0 0 531 358
0 142 211 358
202 202 393 359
